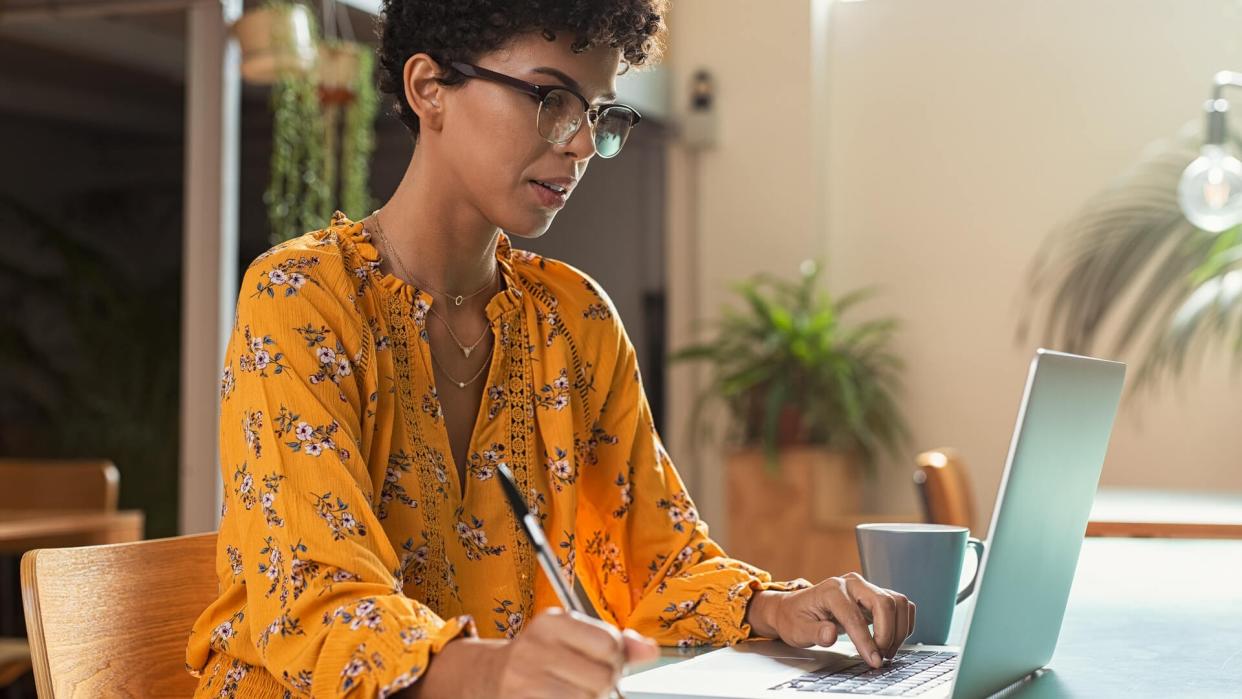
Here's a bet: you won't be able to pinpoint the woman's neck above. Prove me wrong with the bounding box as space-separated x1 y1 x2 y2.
374 150 502 311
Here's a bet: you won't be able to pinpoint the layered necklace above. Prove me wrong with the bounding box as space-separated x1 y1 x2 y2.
369 210 498 389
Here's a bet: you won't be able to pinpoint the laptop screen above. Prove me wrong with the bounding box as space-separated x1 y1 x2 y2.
952 350 1125 699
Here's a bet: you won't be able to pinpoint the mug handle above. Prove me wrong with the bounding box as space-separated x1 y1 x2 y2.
955 538 985 604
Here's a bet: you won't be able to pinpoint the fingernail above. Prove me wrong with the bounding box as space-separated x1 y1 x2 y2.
626 629 654 644
870 652 883 666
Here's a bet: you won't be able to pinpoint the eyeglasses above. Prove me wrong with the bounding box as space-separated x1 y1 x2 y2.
448 61 642 159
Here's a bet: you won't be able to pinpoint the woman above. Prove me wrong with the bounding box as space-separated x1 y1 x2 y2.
187 2 915 697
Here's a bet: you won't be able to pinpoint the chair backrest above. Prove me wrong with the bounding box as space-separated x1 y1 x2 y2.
914 447 976 533
21 532 217 698
0 460 119 512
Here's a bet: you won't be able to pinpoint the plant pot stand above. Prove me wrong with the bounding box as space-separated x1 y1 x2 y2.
725 447 920 581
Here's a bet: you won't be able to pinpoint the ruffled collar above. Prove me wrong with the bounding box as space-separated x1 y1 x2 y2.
327 210 524 320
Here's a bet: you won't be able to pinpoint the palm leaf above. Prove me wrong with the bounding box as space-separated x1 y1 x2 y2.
1023 119 1242 391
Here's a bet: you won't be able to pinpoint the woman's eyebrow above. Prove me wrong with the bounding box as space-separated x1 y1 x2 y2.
529 66 618 102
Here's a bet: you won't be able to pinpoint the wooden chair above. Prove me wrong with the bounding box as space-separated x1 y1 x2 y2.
20 533 217 697
913 448 976 534
0 459 124 691
0 460 120 512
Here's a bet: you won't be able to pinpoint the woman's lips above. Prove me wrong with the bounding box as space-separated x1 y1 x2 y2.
530 180 568 209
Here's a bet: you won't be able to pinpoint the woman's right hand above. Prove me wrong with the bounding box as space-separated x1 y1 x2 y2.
407 608 660 699
495 608 660 698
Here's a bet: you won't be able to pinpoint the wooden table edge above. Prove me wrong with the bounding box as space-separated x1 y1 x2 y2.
1086 519 1242 539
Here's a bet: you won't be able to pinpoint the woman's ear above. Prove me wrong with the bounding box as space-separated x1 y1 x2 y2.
403 53 445 132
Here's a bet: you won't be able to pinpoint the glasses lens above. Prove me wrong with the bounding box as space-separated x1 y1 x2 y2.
594 107 635 158
538 89 583 144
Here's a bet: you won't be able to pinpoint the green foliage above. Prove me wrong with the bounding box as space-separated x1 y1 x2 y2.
257 2 379 242
670 260 909 475
265 68 330 244
262 1 330 244
0 195 180 537
1022 120 1242 390
340 44 378 220
262 5 378 242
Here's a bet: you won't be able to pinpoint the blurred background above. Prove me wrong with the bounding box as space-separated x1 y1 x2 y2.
2 0 1242 691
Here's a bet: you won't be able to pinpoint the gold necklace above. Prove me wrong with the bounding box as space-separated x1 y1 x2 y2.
428 306 490 358
430 342 495 389
367 211 496 380
370 210 498 307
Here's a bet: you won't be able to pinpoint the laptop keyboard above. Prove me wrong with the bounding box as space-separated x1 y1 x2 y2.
769 649 958 695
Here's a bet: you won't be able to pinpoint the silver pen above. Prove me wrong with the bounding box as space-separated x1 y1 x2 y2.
496 463 627 698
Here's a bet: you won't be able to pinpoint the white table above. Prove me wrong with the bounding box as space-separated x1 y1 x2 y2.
624 538 1242 698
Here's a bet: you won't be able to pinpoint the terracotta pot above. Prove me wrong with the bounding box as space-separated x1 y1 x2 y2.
725 446 863 580
317 42 361 106
233 4 317 85
769 404 798 446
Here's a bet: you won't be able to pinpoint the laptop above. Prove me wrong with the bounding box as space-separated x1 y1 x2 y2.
620 349 1126 699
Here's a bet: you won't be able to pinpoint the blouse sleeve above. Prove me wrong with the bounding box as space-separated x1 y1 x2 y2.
575 309 811 648
212 246 473 697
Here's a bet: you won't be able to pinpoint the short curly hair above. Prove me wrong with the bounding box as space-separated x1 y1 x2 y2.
376 0 668 142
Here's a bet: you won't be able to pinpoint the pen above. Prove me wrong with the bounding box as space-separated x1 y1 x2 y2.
496 463 627 699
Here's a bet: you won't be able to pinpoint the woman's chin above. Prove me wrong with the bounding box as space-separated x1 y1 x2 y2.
501 217 555 240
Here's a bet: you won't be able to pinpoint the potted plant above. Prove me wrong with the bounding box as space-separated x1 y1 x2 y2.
671 260 908 571
233 0 317 85
318 39 379 221
250 4 378 244
1022 119 1242 389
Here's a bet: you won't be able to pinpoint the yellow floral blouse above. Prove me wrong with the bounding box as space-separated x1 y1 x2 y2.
186 211 806 698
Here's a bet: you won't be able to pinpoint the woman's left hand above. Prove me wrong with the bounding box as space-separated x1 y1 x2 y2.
745 573 916 668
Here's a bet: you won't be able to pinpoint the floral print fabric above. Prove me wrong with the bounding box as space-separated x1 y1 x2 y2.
186 212 807 698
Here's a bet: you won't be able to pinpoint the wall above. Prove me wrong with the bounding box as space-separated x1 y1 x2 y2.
517 122 670 422
824 0 1242 529
666 0 1242 545
664 0 823 543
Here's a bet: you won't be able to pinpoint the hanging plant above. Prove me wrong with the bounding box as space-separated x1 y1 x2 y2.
339 44 378 219
245 1 376 243
266 68 331 244
317 40 354 215
261 1 330 245
233 0 316 85
317 40 378 220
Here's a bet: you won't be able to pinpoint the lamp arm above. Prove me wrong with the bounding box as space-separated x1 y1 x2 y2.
1196 73 1242 146
1212 71 1242 100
